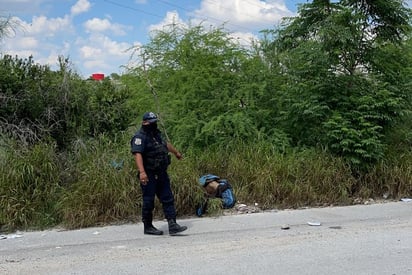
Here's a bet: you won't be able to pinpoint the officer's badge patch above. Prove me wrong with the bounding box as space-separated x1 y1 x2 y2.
134 138 142 145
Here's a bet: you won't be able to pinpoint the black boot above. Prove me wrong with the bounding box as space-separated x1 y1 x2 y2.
168 219 187 235
144 223 163 235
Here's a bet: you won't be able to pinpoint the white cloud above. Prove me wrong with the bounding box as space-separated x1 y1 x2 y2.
71 0 91 16
84 18 112 33
28 15 72 36
193 0 294 31
85 34 131 57
13 36 38 48
76 33 132 75
144 1 291 49
228 31 258 48
84 59 108 72
79 45 101 59
2 15 73 56
0 0 297 78
84 18 128 35
148 11 187 34
37 51 66 68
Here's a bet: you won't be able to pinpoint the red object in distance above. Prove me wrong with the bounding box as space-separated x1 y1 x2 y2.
91 73 104 80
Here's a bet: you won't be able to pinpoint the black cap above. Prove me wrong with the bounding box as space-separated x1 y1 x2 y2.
142 112 158 123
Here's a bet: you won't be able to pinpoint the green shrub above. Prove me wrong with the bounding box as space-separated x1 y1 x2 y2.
59 135 139 229
1 134 411 231
0 142 62 231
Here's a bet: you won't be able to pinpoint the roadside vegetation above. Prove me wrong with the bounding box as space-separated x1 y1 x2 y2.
1 1 411 231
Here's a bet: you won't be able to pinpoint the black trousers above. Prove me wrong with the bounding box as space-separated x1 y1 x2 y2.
140 170 176 223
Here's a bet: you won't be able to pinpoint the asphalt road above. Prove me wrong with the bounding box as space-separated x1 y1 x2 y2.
1 201 411 275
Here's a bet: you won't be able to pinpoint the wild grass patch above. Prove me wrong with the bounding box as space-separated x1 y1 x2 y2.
1 136 411 231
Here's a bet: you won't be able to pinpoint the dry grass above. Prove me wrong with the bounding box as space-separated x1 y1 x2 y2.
1 135 411 231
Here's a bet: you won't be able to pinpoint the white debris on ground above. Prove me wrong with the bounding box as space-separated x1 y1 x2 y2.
0 233 23 240
222 203 264 215
221 196 404 217
400 198 412 202
2 197 409 239
223 194 406 217
307 221 322 226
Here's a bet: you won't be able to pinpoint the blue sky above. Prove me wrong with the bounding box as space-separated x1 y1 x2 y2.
1 0 411 78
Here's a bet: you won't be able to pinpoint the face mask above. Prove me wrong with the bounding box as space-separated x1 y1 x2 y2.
143 122 158 132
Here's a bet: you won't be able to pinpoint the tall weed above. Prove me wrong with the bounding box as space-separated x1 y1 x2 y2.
359 153 412 199
59 135 139 229
184 142 355 210
0 142 62 231
2 133 411 231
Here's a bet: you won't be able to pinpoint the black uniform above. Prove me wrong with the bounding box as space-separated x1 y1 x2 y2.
130 126 176 223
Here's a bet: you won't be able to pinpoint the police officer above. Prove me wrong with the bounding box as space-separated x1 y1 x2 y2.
130 112 187 235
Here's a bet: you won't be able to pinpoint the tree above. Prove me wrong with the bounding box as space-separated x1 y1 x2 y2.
0 55 57 144
262 0 412 168
84 77 136 137
126 24 270 150
0 55 135 148
0 15 19 42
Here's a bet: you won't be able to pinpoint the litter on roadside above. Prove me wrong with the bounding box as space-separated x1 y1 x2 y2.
0 234 23 240
400 198 412 202
307 221 322 226
329 226 342 229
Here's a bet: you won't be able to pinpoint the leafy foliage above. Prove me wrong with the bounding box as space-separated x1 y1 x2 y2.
0 55 136 148
0 55 60 144
125 24 284 150
83 78 136 137
262 0 412 169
